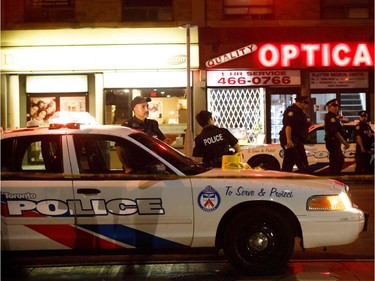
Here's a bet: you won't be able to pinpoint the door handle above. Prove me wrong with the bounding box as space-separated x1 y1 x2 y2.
77 188 101 195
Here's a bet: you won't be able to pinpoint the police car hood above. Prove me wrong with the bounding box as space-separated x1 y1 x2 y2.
199 167 314 178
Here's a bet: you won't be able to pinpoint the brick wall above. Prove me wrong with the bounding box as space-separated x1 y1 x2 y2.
76 0 122 22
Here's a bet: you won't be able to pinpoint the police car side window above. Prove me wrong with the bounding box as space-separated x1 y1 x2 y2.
73 134 171 175
1 138 14 172
306 128 326 144
74 135 108 173
3 135 62 173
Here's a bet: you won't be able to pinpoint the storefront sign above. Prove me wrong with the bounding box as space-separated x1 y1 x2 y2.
310 71 368 89
206 44 257 68
257 43 373 68
207 70 301 87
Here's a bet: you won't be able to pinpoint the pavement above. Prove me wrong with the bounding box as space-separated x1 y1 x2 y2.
1 260 374 281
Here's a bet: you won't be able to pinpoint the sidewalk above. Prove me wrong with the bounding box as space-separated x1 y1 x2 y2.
2 260 374 281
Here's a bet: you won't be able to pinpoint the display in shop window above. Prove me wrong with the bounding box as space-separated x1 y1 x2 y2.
60 96 86 112
28 97 56 127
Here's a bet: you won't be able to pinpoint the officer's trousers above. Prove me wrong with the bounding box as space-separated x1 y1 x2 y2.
281 142 310 173
355 152 372 174
326 140 344 176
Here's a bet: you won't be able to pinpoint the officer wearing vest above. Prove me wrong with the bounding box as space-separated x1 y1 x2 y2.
121 96 165 141
193 110 241 168
324 99 350 176
355 110 374 174
279 96 311 173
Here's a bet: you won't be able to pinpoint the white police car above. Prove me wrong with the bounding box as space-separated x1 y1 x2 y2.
1 118 366 275
242 122 374 174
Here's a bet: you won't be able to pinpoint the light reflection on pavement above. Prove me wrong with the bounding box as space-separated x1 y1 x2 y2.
2 261 373 281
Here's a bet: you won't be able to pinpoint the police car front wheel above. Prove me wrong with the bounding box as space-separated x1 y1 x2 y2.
223 206 294 275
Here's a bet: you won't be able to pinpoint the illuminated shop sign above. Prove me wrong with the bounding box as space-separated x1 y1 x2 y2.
205 42 373 69
206 44 257 68
258 43 373 68
310 71 368 89
207 70 301 87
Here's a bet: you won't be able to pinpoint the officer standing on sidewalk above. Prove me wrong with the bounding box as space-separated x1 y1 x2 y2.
279 96 311 173
355 110 374 174
324 99 350 176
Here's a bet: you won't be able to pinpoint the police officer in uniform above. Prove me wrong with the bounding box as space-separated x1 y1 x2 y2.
355 110 374 174
193 110 241 168
279 96 311 173
324 99 350 176
117 96 166 173
122 96 166 141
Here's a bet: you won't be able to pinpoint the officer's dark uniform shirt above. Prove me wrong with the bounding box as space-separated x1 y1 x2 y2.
324 112 348 142
355 121 374 153
193 125 238 167
280 104 310 146
122 117 165 140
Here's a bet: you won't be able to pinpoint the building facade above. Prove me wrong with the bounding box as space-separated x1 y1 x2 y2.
1 0 374 150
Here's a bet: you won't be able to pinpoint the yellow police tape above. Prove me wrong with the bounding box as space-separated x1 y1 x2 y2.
222 152 262 171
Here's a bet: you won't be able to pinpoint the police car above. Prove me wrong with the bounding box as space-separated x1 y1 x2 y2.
1 116 366 275
242 122 374 174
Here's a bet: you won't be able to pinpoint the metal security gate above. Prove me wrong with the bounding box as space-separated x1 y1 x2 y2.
207 88 265 144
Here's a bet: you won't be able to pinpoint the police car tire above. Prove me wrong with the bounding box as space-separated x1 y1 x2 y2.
223 206 294 275
248 156 280 171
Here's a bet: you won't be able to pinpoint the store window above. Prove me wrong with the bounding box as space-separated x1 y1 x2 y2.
207 88 265 145
27 94 88 126
267 87 301 144
311 92 367 124
224 0 274 19
104 88 187 150
309 71 369 123
24 0 75 22
321 0 373 19
122 0 173 21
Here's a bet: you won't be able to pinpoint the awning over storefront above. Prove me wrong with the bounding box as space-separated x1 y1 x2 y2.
1 27 199 73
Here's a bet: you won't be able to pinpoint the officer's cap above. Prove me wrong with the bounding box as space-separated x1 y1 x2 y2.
295 96 309 104
131 96 151 110
358 110 368 117
326 99 339 107
196 110 212 127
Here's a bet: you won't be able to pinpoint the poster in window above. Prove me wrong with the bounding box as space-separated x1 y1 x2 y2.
60 96 86 112
28 96 56 127
148 101 163 119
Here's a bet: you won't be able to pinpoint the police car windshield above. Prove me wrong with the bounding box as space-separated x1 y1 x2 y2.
129 133 210 175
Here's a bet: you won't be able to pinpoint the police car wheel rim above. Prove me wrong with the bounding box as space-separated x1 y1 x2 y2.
248 231 269 253
239 224 275 257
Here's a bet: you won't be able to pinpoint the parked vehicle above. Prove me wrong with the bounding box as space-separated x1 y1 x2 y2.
242 122 374 174
1 118 366 274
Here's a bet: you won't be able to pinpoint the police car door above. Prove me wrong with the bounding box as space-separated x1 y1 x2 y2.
1 133 75 251
69 133 193 250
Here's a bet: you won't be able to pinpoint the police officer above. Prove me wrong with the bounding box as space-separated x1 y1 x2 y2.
279 96 311 173
122 96 166 141
193 110 241 168
324 99 350 176
355 110 374 174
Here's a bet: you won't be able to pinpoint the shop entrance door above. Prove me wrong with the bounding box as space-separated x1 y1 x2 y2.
267 88 300 144
311 92 367 124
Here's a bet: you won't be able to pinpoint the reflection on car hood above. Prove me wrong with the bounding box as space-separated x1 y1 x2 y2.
198 168 315 179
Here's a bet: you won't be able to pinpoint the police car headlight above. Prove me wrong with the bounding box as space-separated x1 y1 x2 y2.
307 192 352 211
